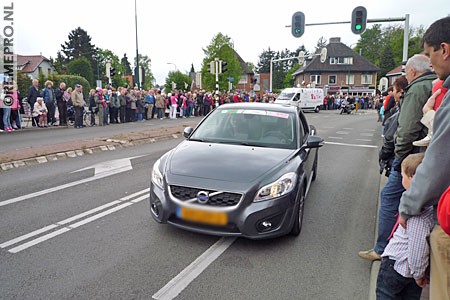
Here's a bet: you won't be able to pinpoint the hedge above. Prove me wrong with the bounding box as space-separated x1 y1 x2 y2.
18 72 91 100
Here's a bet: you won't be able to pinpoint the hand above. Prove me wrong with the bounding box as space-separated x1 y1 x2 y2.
399 215 407 228
423 89 441 114
415 277 429 288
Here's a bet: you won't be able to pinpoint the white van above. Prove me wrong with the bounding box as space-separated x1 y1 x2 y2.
275 88 324 112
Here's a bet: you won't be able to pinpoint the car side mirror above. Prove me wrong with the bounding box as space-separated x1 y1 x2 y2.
183 127 194 139
305 135 324 149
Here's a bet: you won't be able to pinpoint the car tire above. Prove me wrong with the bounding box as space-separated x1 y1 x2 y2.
312 152 318 181
290 191 305 236
314 106 320 113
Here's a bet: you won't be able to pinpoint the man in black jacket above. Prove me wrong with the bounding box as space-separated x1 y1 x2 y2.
56 82 67 126
27 79 41 126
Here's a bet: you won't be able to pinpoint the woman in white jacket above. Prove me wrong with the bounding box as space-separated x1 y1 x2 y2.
33 97 48 127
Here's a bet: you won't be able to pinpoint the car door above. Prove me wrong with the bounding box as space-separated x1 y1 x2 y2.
298 110 315 183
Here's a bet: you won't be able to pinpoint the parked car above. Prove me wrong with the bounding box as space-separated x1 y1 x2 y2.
149 103 323 239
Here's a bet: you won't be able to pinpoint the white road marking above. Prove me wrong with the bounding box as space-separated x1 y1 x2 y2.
336 131 349 135
327 137 343 140
0 224 59 248
355 139 373 142
0 157 142 207
360 133 374 137
325 141 378 149
342 128 354 130
1 189 150 253
152 237 237 300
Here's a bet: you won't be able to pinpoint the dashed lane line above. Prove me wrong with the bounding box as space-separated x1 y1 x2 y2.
325 141 378 149
152 237 237 300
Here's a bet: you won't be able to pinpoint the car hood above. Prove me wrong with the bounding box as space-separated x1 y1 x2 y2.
168 141 294 183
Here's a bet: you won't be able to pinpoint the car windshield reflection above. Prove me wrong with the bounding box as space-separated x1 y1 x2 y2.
190 108 297 149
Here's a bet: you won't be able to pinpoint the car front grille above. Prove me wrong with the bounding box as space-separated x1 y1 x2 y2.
169 185 242 207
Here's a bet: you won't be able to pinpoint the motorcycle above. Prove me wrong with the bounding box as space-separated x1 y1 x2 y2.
340 103 355 114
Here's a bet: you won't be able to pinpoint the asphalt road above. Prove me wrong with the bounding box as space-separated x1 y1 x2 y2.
0 110 382 300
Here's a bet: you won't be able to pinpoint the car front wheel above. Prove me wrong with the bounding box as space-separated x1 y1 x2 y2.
290 191 305 236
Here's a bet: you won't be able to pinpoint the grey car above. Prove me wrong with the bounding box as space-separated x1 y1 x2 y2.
149 102 323 239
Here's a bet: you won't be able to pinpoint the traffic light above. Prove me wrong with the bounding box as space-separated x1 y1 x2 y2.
351 6 367 35
207 61 215 74
110 67 115 77
220 61 228 74
291 11 305 38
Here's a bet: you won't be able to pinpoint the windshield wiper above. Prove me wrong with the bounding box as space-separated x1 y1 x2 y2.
189 138 214 143
224 141 266 147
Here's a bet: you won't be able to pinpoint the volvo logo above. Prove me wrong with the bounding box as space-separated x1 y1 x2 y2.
196 191 210 204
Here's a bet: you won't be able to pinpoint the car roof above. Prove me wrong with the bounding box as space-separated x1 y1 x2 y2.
218 102 298 113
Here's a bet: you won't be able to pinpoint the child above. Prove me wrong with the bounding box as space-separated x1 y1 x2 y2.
413 79 448 147
376 153 434 300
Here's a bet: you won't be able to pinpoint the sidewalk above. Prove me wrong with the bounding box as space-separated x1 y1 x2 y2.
0 122 193 171
368 175 430 300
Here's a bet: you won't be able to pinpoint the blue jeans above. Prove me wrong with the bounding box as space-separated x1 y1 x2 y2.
3 107 11 128
374 159 405 254
376 258 422 300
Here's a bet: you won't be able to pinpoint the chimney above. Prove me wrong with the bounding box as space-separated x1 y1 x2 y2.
329 37 341 43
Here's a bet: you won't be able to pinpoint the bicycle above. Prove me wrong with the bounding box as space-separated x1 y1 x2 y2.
83 106 96 127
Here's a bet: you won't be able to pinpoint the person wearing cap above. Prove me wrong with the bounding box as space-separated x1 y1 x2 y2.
71 84 84 128
32 97 48 127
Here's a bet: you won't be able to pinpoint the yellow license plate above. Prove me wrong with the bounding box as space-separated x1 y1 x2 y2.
178 207 228 226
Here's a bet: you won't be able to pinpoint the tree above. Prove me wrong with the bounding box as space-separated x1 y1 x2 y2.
50 51 67 74
97 48 127 87
257 47 276 73
165 71 191 92
67 57 94 85
315 37 328 54
134 54 155 89
379 45 396 78
355 24 425 71
60 27 97 81
121 54 132 76
201 33 242 91
283 63 300 88
355 24 384 65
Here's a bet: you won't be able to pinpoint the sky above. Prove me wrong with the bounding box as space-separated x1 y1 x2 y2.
10 0 450 85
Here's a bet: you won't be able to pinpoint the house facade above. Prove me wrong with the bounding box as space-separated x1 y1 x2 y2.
292 37 380 96
17 55 55 79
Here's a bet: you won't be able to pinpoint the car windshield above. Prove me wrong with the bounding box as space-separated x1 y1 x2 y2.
276 92 294 100
190 108 297 149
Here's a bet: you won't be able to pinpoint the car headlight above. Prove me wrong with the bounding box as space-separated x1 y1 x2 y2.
254 172 297 202
151 159 164 190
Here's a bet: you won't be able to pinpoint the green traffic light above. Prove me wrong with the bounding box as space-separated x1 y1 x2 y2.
295 28 301 33
355 24 362 30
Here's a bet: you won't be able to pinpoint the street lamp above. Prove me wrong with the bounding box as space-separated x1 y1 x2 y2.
167 62 177 71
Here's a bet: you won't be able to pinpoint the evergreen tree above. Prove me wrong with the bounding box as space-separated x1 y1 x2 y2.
315 37 328 54
60 27 97 84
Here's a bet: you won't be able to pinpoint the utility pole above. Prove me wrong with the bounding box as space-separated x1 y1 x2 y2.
134 0 140 89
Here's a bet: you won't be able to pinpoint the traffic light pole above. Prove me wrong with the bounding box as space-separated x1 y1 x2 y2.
286 15 410 72
215 58 219 107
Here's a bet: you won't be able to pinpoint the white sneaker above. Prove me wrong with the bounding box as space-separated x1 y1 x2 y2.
413 134 432 147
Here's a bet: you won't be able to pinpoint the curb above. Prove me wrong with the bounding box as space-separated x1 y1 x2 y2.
0 134 183 172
